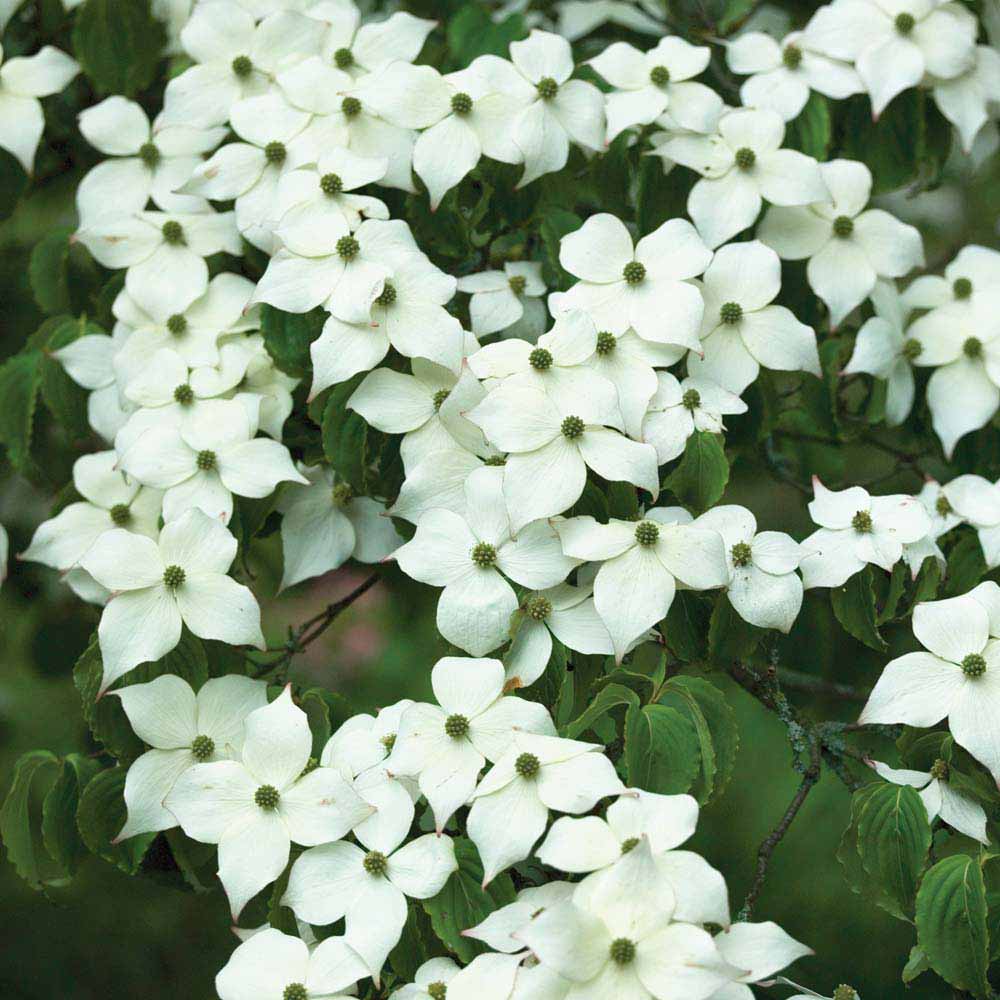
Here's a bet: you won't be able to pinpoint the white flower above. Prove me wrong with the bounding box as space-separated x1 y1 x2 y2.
468 732 626 883
507 30 605 187
215 927 368 1000
112 673 267 840
842 280 919 425
555 213 711 352
758 159 924 328
241 348 299 439
467 376 659 533
688 240 820 394
694 505 804 632
388 448 488 525
869 759 988 844
277 464 399 590
664 107 828 248
394 958 462 1000
902 244 1000 313
315 6 436 78
465 881 577 953
76 96 225 224
589 36 721 141
803 0 977 117
859 586 1000 780
934 475 1000 566
74 210 242 321
710 922 814 1000
22 450 161 572
457 261 547 339
725 31 862 121
641 372 747 463
799 479 931 588
393 465 579 655
556 0 665 41
386 655 556 831
166 687 374 918
0 44 78 172
932 45 1000 152
118 398 307 524
518 838 739 1000
282 833 458 981
556 510 729 661
505 582 614 689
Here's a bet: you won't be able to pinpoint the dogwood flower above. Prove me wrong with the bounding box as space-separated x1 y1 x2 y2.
799 479 931 588
394 958 462 1000
468 732 625 883
215 927 368 1000
22 451 161 572
74 210 242 320
112 673 267 840
664 107 828 248
725 31 862 121
589 37 722 141
118 398 307 524
0 44 78 173
842 280 918 425
79 508 264 692
467 377 659 532
464 882 577 953
282 834 458 981
758 159 924 327
711 922 815 1000
76 96 225 223
694 505 804 632
860 589 1000 779
687 240 820 394
388 449 488 525
386 655 556 831
555 213 711 351
507 30 605 187
869 759 988 844
277 464 399 590
902 244 1000 313
641 372 747 463
457 262 547 339
934 476 1000 566
166 687 373 918
556 0 664 40
556 510 729 661
393 465 579 655
803 0 977 117
240 348 299 439
315 5 435 78
932 45 1000 152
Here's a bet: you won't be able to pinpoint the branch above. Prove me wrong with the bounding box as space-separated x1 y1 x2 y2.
777 667 871 704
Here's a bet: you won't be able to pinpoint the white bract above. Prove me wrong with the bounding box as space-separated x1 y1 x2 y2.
457 262 547 339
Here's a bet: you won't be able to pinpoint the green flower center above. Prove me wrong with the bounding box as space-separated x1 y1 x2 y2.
635 520 659 546
851 509 872 533
596 331 616 355
471 541 498 567
336 235 360 260
320 172 343 195
173 383 194 405
832 986 857 1000
529 347 553 371
264 141 286 165
935 494 952 516
196 449 217 471
191 734 215 761
283 984 308 1000
432 388 450 411
484 455 506 466
254 784 280 810
962 653 987 678
231 55 253 78
536 76 559 100
341 96 362 118
427 984 447 1000
363 850 389 876
901 338 922 360
380 733 396 753
720 301 743 325
167 313 188 335
526 595 552 621
451 91 473 115
623 260 646 285
649 65 670 86
832 215 854 238
731 541 753 567
895 12 915 33
139 142 161 167
161 220 185 245
332 482 354 506
620 836 640 854
508 274 527 295
109 503 132 527
376 282 397 307
334 47 354 69
681 388 701 411
929 758 949 781
561 415 585 439
515 752 540 778
609 938 636 966
735 147 756 170
444 713 470 739
782 44 803 69
953 277 973 299
163 565 185 589
963 336 983 359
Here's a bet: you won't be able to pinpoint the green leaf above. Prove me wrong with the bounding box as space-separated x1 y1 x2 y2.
635 155 691 236
663 432 729 514
389 903 448 982
259 304 324 378
562 683 639 739
830 566 887 652
786 93 832 160
421 838 516 963
662 591 710 662
446 4 526 64
76 767 157 875
877 562 907 625
29 228 102 316
539 209 582 291
707 593 761 663
837 782 880 899
41 316 99 440
944 533 986 597
0 349 44 472
72 0 167 97
902 944 929 984
856 782 932 920
0 148 28 222
41 754 101 878
0 750 60 889
624 703 701 795
321 374 369 493
916 855 990 997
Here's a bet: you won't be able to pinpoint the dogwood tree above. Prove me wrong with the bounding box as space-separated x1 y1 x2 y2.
1 1 999 999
